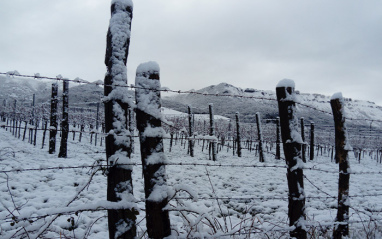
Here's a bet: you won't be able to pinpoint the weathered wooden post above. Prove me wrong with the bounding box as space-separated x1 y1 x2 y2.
58 79 69 158
310 122 315 161
135 62 171 238
33 119 38 146
49 83 58 154
42 120 48 149
256 112 265 162
236 112 242 157
209 104 217 161
104 1 136 238
331 93 351 238
95 102 100 146
188 105 194 157
31 93 35 125
301 117 306 162
276 79 306 239
276 117 281 159
12 99 16 136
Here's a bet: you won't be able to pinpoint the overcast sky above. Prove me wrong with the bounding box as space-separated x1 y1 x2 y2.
1 0 382 105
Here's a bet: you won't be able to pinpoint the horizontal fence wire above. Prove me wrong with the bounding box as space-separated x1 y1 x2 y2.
2 71 382 123
2 162 382 175
2 70 382 237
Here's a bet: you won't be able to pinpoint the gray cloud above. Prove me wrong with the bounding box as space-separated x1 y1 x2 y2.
1 0 382 105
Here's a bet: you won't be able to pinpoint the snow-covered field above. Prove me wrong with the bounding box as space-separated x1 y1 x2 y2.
1 126 382 238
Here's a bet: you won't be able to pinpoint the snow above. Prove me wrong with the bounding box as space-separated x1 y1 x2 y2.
136 61 160 75
135 62 162 119
111 0 133 9
331 92 343 100
277 78 295 88
1 122 382 237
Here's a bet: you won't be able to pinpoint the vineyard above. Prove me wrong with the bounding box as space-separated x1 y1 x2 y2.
1 1 382 238
1 71 382 238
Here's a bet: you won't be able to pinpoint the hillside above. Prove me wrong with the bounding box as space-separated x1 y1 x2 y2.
164 83 382 129
1 76 382 130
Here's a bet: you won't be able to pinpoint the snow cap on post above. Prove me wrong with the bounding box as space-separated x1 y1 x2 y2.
135 61 161 118
136 61 160 78
276 78 295 88
111 0 133 9
331 92 343 100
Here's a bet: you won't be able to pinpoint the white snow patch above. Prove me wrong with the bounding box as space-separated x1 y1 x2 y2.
276 78 295 88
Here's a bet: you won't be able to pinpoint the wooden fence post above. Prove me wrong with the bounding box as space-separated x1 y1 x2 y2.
331 93 351 238
188 105 194 157
301 117 306 162
276 79 306 239
256 112 265 162
58 79 69 158
310 122 315 161
236 112 242 157
104 1 136 238
49 83 58 154
135 62 171 238
31 93 35 125
95 102 99 146
276 117 281 159
12 99 16 136
209 104 217 161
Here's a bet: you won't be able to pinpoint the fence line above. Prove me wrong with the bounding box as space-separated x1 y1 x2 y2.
2 71 382 124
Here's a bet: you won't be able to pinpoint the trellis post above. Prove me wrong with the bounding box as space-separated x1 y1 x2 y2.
276 79 306 239
310 122 315 161
104 1 136 238
236 112 242 157
135 62 171 238
331 93 351 238
58 79 69 158
49 83 58 154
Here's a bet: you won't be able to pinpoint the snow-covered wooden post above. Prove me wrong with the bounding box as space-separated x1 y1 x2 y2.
95 102 100 146
12 99 16 136
49 83 58 154
31 93 35 125
135 62 171 238
104 1 136 238
301 117 306 162
256 112 265 162
276 79 306 239
209 103 217 161
58 79 69 158
331 93 351 238
276 117 281 159
236 112 242 157
188 105 194 157
310 122 315 161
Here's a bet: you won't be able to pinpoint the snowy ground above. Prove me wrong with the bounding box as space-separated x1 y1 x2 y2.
1 126 382 238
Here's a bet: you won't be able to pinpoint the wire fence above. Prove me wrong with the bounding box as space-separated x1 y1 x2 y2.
1 70 382 238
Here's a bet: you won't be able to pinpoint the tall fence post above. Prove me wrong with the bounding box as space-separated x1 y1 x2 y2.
12 99 16 136
256 112 265 162
310 122 315 161
209 103 217 161
276 79 306 239
331 93 351 238
188 105 194 157
49 83 58 154
135 62 171 238
31 93 35 125
104 1 136 238
301 117 306 162
95 102 100 146
276 117 281 159
58 79 69 158
236 112 242 157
